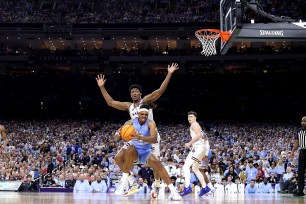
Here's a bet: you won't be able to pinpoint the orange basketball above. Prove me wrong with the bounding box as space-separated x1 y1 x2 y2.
120 124 136 141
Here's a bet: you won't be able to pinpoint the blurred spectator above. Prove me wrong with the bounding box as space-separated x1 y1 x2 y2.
138 164 154 186
91 175 107 193
246 161 258 184
245 180 258 194
73 174 91 193
258 177 273 193
19 174 38 191
43 175 56 187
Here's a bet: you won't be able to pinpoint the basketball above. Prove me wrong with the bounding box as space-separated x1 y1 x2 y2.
120 124 136 141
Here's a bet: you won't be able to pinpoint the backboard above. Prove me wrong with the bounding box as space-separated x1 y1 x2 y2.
220 0 242 55
219 0 306 55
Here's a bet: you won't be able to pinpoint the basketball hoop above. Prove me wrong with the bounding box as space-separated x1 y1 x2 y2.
195 29 231 56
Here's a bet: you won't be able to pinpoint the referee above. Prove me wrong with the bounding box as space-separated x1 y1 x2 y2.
291 116 306 196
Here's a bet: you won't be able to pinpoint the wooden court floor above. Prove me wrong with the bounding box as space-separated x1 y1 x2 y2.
0 192 305 204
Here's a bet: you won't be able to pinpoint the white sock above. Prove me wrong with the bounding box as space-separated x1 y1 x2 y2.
207 182 213 189
122 173 129 179
155 179 161 187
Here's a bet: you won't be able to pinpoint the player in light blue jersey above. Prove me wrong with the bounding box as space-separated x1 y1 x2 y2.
121 104 182 200
96 63 179 196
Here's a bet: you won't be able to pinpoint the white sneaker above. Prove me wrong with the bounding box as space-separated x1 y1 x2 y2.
169 191 182 201
128 174 135 187
124 182 142 196
151 180 161 199
115 177 129 195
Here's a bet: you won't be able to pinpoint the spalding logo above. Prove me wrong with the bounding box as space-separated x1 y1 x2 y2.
260 30 284 36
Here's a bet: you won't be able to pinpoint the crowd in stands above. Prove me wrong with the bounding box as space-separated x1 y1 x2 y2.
0 120 305 194
0 0 305 24
1 42 305 60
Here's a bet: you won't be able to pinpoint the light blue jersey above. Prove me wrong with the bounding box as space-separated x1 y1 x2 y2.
131 118 152 164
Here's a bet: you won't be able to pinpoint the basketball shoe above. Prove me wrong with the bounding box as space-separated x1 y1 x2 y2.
115 177 129 196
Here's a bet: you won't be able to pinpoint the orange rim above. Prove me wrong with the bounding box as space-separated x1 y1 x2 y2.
195 29 231 42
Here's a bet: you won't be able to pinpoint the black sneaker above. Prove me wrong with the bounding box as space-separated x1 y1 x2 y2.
293 192 305 197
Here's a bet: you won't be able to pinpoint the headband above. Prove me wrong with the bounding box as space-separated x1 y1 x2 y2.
138 108 149 113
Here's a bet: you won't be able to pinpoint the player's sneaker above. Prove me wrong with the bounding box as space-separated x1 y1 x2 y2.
169 190 182 201
128 174 135 187
199 186 211 197
180 185 192 196
115 177 129 196
151 180 161 199
124 182 142 196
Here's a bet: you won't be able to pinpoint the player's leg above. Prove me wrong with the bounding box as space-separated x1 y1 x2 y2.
200 166 215 195
201 141 214 193
114 147 126 170
180 152 194 196
192 162 211 196
147 154 182 200
124 147 151 196
151 134 161 198
191 148 211 197
115 145 137 195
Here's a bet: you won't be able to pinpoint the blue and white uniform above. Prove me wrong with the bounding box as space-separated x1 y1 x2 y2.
187 122 206 164
131 117 152 164
127 100 160 158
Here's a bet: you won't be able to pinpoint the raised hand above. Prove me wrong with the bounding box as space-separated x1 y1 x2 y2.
168 63 179 74
96 74 106 88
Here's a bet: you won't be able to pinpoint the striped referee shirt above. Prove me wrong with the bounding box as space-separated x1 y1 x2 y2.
297 129 306 149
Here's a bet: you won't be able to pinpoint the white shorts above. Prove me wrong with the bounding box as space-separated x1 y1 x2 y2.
187 145 206 164
151 132 161 158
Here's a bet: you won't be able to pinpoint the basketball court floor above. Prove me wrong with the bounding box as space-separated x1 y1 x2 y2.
1 192 305 204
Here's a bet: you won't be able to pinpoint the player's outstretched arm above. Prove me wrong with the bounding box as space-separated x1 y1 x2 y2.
0 125 7 148
96 74 130 111
143 63 179 102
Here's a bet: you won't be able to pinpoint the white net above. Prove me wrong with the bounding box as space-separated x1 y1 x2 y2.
195 29 220 57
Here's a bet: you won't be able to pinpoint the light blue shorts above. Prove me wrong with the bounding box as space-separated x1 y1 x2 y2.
134 146 152 164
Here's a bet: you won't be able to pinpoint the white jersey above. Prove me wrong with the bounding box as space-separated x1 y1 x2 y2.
190 122 205 147
129 100 154 121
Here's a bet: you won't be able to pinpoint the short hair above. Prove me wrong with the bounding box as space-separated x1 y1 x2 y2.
188 111 197 117
170 176 177 180
129 84 142 93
